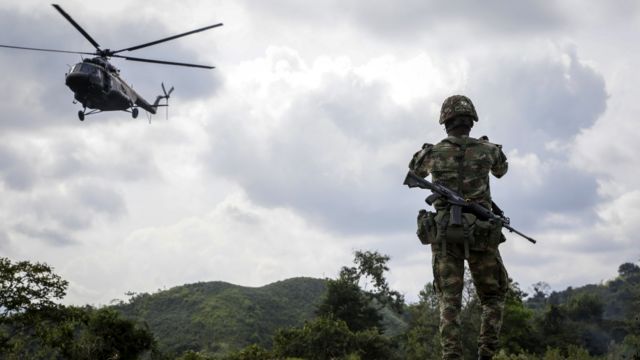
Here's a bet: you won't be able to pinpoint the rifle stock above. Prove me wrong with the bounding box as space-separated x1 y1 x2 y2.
403 171 427 189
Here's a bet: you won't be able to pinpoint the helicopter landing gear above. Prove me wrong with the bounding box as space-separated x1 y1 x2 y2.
132 108 139 119
77 109 100 120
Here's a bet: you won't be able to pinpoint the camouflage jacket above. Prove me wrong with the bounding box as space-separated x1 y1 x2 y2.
409 135 508 210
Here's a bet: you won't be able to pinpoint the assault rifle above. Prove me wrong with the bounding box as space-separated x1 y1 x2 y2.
403 170 536 244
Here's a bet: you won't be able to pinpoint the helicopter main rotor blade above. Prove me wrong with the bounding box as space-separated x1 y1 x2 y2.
0 44 95 55
112 54 215 69
112 23 223 54
52 4 101 51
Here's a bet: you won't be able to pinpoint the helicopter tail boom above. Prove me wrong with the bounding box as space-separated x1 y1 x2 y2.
135 83 174 115
152 83 174 109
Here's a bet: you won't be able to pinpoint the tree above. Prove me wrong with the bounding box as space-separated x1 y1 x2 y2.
274 250 403 359
272 315 395 360
273 316 355 359
0 257 68 316
343 250 405 313
316 250 405 333
221 344 275 360
499 281 538 354
566 293 604 322
528 281 550 311
618 262 640 278
405 283 441 360
316 277 383 332
0 257 157 359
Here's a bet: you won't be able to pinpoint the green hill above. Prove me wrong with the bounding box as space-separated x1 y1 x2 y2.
114 277 328 356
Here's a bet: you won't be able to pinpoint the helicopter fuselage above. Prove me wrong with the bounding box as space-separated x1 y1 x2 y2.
66 58 136 111
0 4 220 120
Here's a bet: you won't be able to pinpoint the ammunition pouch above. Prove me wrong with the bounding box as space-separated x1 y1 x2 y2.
416 209 437 245
427 208 507 256
435 210 476 246
472 219 506 250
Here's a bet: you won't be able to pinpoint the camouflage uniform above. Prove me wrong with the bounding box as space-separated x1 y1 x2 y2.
410 97 509 359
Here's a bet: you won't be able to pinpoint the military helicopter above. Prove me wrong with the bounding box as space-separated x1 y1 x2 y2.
0 4 222 121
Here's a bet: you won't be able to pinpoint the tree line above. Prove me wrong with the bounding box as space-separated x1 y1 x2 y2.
1 254 639 359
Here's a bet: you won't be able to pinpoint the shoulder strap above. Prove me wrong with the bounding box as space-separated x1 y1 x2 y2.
456 138 467 193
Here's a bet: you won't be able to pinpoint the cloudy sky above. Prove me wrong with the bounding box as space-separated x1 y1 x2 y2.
1 0 639 305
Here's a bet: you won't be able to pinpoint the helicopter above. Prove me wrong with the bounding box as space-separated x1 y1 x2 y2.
0 4 222 121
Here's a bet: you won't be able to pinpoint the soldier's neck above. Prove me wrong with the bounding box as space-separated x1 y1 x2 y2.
446 128 471 137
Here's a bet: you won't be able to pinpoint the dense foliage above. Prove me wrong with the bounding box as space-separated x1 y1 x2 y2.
0 257 156 359
403 261 640 359
269 250 404 360
2 255 639 359
0 257 68 316
115 277 327 356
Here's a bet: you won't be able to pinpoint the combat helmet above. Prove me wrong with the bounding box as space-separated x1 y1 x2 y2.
439 95 478 124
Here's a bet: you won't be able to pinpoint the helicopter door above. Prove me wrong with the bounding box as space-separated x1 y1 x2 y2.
102 70 112 93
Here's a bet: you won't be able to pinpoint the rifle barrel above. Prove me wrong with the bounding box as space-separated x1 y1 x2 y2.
503 223 537 244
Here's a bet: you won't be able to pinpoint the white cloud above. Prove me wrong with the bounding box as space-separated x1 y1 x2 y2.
64 191 360 305
1 0 639 307
505 149 548 189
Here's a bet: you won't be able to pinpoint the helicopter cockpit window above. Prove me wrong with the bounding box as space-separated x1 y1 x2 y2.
71 63 100 75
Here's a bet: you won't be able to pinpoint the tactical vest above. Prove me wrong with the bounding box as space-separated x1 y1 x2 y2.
429 136 495 210
415 136 505 257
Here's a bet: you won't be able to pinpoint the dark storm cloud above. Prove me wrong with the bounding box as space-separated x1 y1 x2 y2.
464 49 607 229
10 180 128 232
0 231 10 250
44 136 161 182
247 0 566 38
0 8 78 126
0 144 38 191
0 131 143 238
0 132 159 192
74 182 127 220
205 46 607 238
13 223 76 246
205 71 424 235
467 48 607 151
314 72 432 143
492 162 599 232
347 0 565 37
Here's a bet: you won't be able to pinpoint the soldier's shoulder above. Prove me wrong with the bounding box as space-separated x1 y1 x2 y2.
421 142 434 151
414 142 435 156
474 136 504 150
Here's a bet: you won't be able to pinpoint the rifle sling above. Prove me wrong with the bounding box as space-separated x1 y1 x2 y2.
456 140 467 194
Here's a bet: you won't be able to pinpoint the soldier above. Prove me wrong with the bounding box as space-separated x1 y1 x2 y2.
409 95 509 360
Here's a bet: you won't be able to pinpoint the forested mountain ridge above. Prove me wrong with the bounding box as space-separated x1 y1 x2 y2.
114 277 328 356
112 262 640 359
3 255 638 359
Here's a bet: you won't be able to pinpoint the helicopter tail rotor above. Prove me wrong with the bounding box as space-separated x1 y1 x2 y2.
152 82 174 119
162 82 174 98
